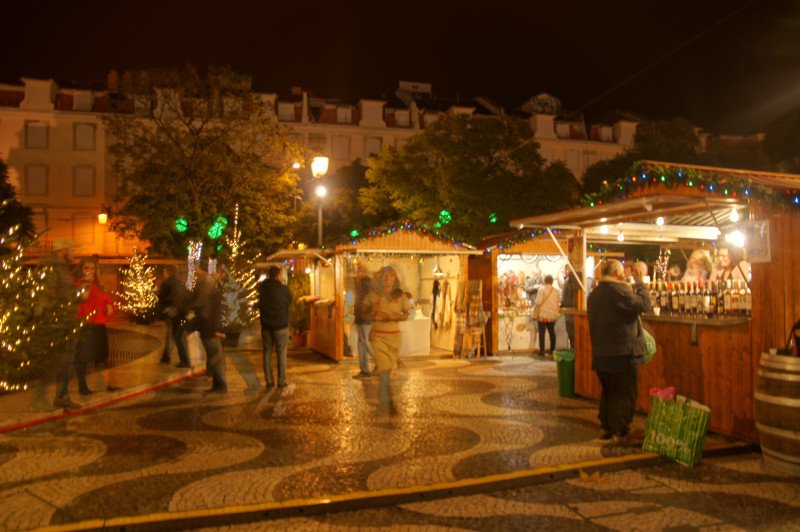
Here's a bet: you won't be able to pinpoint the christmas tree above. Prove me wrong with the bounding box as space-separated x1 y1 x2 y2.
219 205 259 327
117 247 159 323
0 204 81 392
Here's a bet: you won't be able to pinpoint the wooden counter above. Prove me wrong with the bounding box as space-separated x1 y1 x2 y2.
574 311 756 442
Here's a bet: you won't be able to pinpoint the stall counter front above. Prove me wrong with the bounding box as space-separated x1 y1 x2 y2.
347 315 432 356
572 310 756 442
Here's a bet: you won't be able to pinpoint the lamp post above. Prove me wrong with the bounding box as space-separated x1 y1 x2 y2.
311 156 329 248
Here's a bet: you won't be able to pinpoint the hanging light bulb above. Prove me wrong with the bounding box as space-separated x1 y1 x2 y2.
433 256 445 277
729 206 740 223
617 231 625 242
600 225 609 235
656 216 665 226
304 266 312 274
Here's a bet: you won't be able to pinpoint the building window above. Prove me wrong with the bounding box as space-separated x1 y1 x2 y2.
364 137 383 156
25 121 48 149
308 133 327 153
337 107 352 123
277 102 295 121
73 166 95 197
25 165 48 195
73 123 96 151
395 110 409 127
332 135 350 160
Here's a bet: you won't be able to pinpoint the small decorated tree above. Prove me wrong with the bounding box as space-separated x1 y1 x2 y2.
117 247 159 323
218 205 259 328
0 211 81 392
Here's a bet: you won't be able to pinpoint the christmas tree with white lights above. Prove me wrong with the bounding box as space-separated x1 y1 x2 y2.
117 247 159 323
0 211 81 392
219 204 259 327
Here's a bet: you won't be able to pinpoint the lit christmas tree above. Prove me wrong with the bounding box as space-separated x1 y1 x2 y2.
0 209 81 392
117 247 159 323
219 204 259 327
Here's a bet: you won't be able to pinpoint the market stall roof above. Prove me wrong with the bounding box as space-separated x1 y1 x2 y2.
334 223 483 255
510 161 800 244
264 248 332 263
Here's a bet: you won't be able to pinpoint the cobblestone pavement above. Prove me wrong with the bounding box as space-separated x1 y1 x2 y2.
1 348 799 530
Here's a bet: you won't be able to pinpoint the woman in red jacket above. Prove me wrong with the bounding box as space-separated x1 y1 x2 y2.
75 258 114 395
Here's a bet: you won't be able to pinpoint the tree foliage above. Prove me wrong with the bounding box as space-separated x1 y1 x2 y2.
0 158 35 241
104 66 303 258
360 114 580 243
763 105 800 172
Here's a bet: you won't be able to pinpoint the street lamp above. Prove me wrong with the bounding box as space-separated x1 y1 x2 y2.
311 156 329 247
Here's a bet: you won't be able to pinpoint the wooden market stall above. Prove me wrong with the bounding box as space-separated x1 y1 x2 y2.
510 161 800 444
310 223 482 361
471 230 574 355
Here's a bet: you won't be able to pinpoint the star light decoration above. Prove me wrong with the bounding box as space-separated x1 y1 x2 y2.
582 161 800 209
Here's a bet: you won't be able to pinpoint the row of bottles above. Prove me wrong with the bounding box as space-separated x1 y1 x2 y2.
646 280 751 318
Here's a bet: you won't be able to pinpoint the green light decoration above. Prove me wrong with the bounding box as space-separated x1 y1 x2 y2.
434 221 442 228
349 229 359 238
438 209 452 225
215 243 223 251
207 215 228 239
175 217 188 233
489 212 497 223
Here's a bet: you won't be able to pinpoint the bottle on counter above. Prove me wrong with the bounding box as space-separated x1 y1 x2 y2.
702 281 712 318
648 282 658 309
659 281 669 311
744 281 752 318
670 282 679 316
724 280 733 317
677 282 686 315
709 281 718 318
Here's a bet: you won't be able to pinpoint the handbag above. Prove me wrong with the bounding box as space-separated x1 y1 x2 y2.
639 316 656 364
642 395 711 467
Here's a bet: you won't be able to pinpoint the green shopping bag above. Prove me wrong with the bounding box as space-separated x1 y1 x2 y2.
642 395 711 467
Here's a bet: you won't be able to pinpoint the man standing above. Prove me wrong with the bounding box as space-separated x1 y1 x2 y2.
587 259 650 443
352 265 374 378
258 266 292 387
157 264 191 368
190 261 227 393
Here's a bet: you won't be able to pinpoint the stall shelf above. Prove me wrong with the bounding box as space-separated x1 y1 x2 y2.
511 160 800 443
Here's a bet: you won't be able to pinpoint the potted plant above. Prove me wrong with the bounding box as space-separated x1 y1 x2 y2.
287 273 310 348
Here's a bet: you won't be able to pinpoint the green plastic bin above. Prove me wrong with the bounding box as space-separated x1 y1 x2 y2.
553 349 576 398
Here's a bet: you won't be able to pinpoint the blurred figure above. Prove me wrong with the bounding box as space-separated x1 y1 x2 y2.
710 247 751 284
74 257 115 396
37 239 82 411
682 250 712 284
190 261 227 393
157 264 191 368
258 266 293 388
353 265 375 379
561 268 581 348
365 266 410 411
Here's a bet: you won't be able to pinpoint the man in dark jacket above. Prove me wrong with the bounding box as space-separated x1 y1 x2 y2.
352 265 374 378
157 264 191 368
258 266 293 387
587 259 650 443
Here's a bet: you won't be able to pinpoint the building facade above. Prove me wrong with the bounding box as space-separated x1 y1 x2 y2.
0 75 636 257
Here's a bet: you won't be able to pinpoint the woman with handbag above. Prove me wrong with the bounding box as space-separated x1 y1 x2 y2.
533 275 561 356
74 258 115 396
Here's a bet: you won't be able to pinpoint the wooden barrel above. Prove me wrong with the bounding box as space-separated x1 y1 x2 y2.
754 351 800 474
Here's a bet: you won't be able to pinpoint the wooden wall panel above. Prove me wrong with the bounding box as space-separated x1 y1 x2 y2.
469 254 495 353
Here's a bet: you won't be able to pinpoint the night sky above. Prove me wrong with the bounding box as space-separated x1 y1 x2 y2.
2 0 799 133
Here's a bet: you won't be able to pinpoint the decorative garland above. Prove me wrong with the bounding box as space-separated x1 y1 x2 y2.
581 161 800 208
332 220 476 250
489 228 562 253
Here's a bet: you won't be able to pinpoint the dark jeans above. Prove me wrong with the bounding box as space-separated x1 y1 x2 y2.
564 312 575 349
262 328 289 386
201 335 227 391
75 324 109 394
163 316 189 365
596 366 639 436
537 320 556 353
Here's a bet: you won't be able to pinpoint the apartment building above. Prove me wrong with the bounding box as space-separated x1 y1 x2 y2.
0 75 636 257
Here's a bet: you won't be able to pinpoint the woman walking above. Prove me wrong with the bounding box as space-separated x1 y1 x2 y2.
74 258 115 395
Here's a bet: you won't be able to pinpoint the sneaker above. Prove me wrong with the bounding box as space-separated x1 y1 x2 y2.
159 357 171 365
53 396 81 410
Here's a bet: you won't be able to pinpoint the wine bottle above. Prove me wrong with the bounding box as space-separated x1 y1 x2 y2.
677 282 686 315
648 282 658 309
660 281 669 311
744 282 752 318
724 280 733 316
670 282 679 315
702 281 712 318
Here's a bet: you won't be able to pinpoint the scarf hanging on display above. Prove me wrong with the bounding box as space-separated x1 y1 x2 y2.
438 279 452 330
